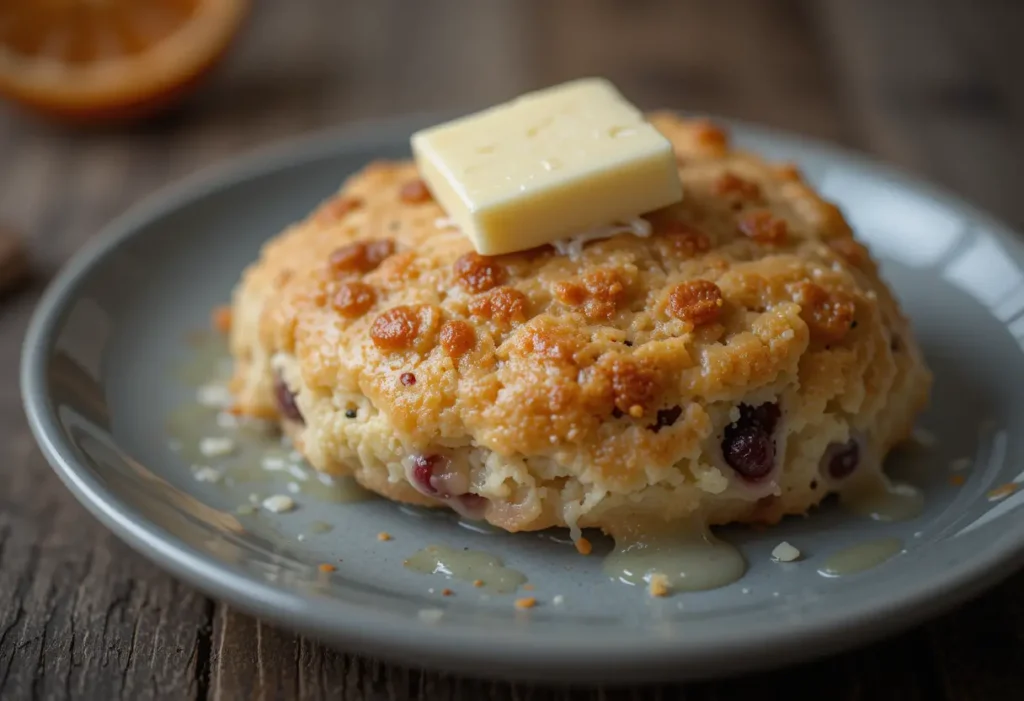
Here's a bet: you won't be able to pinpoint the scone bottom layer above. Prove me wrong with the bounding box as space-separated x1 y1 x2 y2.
226 113 932 538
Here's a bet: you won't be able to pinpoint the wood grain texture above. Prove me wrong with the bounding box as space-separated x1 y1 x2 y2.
816 0 1024 228
1 0 1022 699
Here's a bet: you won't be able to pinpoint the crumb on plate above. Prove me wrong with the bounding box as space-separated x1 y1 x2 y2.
199 436 235 457
771 541 801 562
261 455 287 471
911 427 936 448
212 305 232 333
949 457 971 472
648 573 671 597
196 383 233 408
987 483 1018 501
192 466 223 483
262 494 296 513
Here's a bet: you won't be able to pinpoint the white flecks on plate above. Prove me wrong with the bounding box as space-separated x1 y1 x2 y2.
297 533 306 541
317 472 335 486
286 482 301 494
248 493 262 505
262 494 296 513
216 411 240 429
196 383 233 408
911 427 936 447
261 455 287 472
741 587 750 594
771 541 801 562
288 465 309 481
288 450 303 462
418 608 444 624
949 457 972 472
191 466 223 483
199 436 235 457
552 595 565 606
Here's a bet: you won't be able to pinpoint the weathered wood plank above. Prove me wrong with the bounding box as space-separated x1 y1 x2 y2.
533 0 853 142
0 66 214 701
0 410 214 701
815 0 1024 227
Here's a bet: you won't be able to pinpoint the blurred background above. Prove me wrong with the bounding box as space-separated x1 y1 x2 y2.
2 0 1021 288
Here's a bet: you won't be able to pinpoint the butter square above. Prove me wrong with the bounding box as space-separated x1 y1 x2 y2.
411 78 683 256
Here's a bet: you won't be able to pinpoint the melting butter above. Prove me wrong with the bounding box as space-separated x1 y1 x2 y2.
176 331 234 386
602 524 746 593
456 517 504 535
404 545 527 594
818 537 903 577
169 332 373 505
840 476 924 522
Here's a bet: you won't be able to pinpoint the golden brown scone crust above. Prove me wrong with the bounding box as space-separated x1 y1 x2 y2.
227 113 932 536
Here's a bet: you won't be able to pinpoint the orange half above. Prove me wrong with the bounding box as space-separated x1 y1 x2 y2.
0 0 249 123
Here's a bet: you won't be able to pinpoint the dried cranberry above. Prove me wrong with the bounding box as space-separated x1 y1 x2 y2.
410 454 445 495
648 405 683 433
722 428 775 480
744 402 781 432
824 439 859 480
400 372 417 386
721 402 779 481
273 374 303 424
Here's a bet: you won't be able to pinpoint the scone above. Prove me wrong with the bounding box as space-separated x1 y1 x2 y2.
226 112 931 538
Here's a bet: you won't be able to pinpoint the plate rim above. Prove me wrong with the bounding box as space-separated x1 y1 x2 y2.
20 112 1024 683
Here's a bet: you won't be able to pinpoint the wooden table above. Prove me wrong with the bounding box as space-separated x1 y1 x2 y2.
3 1 1023 698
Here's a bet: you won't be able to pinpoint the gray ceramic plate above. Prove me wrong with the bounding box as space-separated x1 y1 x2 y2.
22 114 1024 684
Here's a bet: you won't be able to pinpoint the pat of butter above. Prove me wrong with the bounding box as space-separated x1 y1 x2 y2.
411 78 683 256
